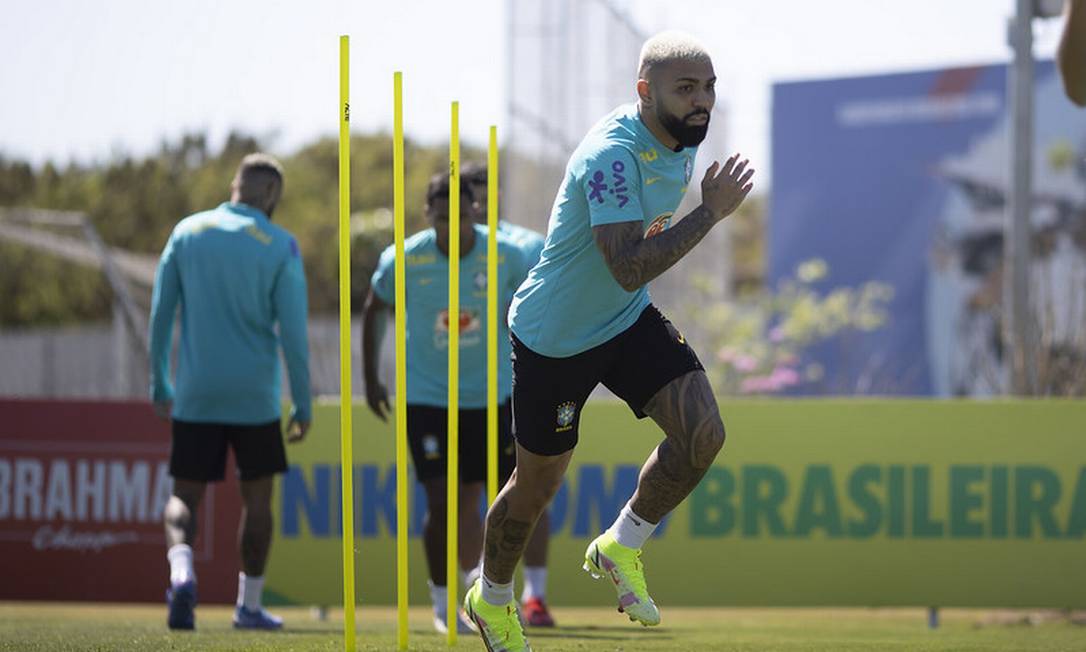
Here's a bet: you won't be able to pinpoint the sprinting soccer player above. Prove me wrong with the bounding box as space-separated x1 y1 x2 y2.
148 154 312 631
466 31 754 650
461 162 556 628
362 172 534 634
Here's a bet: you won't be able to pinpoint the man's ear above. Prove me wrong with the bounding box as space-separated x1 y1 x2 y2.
637 78 653 107
267 181 283 211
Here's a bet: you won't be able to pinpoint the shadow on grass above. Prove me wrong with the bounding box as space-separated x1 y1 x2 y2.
529 624 672 641
273 627 345 635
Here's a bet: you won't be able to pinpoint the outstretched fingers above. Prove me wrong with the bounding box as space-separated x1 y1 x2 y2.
730 158 749 180
719 153 739 177
738 167 755 193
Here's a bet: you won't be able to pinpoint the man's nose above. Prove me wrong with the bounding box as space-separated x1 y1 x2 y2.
692 88 713 111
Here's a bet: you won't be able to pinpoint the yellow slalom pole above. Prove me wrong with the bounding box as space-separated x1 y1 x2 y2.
337 34 356 652
486 127 499 506
446 100 460 646
392 71 409 651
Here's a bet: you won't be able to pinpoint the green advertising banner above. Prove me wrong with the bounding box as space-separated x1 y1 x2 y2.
266 400 1086 608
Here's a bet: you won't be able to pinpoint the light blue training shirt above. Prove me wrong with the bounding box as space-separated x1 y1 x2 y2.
371 224 532 408
509 103 699 357
498 220 545 268
149 202 312 424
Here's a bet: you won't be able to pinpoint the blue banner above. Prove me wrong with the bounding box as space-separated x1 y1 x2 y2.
771 62 1086 395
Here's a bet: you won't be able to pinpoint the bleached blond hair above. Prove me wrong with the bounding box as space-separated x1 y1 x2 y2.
637 31 711 79
234 153 284 207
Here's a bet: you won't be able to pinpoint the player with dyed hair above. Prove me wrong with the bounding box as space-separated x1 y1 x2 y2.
150 153 312 631
465 31 754 651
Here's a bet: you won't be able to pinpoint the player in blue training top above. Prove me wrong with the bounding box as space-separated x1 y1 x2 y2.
362 172 538 634
461 161 556 628
465 31 755 651
462 162 545 265
149 153 312 632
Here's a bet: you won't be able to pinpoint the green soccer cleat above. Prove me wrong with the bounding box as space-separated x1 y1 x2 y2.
464 579 532 652
582 531 661 626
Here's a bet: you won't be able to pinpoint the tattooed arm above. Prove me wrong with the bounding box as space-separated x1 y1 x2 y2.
593 154 754 292
593 205 718 292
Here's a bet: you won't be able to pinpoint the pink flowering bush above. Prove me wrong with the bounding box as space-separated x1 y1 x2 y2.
687 259 893 395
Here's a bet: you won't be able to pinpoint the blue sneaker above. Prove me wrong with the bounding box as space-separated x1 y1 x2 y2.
233 605 284 630
166 580 197 630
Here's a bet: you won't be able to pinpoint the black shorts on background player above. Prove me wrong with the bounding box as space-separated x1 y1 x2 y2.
511 304 703 456
406 401 516 483
170 419 288 482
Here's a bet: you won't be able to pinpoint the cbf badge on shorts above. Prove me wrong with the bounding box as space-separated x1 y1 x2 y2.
423 434 441 460
556 401 576 433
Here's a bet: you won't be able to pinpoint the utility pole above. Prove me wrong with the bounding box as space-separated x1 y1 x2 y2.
1005 0 1066 395
1006 0 1036 395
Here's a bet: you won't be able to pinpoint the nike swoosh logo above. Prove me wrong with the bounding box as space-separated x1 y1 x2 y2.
644 176 662 185
631 518 642 526
593 548 601 570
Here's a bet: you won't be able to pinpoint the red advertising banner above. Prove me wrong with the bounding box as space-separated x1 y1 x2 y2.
0 399 242 603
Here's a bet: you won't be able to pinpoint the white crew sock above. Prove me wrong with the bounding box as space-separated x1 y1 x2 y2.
607 501 658 550
167 544 195 585
237 572 265 611
479 569 514 607
461 564 481 591
429 580 448 617
521 566 547 602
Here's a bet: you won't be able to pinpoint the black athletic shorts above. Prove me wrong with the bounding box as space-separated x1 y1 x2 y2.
170 419 288 483
406 401 516 484
511 304 704 456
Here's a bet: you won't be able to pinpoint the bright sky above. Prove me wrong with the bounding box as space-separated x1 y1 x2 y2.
0 0 1066 184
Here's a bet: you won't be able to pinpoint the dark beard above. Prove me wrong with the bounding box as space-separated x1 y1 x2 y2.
658 107 710 148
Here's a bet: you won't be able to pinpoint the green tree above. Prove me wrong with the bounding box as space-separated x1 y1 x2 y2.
0 131 481 327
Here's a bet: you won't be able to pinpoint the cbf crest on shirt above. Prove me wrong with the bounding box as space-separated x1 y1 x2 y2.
371 224 532 408
509 103 698 358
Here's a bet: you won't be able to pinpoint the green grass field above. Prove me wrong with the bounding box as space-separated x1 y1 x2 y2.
1 603 1083 651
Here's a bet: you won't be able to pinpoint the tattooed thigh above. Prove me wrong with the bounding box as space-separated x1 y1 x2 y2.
643 370 725 469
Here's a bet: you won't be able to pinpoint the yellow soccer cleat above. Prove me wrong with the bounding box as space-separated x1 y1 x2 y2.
464 579 532 652
583 531 661 626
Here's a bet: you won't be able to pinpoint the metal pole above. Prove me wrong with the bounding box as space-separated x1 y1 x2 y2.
1006 0 1035 395
504 0 515 169
81 217 149 359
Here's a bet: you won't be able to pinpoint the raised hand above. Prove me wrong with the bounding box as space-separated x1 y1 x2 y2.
701 153 755 221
